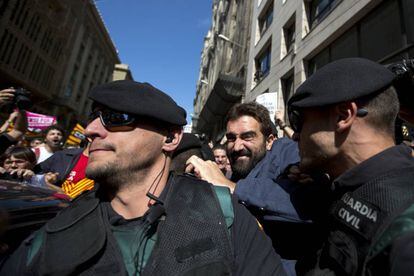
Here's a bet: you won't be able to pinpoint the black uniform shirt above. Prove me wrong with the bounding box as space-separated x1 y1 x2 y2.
332 144 414 195
101 181 287 276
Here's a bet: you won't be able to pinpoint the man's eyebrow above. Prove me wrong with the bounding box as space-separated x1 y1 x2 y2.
240 131 257 137
226 131 257 137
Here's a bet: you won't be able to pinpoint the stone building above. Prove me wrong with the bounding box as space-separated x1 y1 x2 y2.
245 0 414 120
192 0 253 142
113 64 133 81
0 0 127 128
193 0 413 137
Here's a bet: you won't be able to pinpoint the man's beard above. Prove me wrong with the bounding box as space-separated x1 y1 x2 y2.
86 152 157 196
229 146 266 181
47 140 62 150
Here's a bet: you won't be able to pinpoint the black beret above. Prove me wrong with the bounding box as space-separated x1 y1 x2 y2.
173 133 202 157
89 80 187 126
288 58 396 108
172 133 215 161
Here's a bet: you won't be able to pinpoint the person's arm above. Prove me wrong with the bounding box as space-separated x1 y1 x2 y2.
231 196 287 275
185 155 236 192
234 176 311 223
0 111 18 133
44 172 63 192
275 111 294 139
7 109 27 141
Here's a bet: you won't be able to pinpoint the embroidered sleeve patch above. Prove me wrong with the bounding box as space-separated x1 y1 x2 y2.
333 193 382 240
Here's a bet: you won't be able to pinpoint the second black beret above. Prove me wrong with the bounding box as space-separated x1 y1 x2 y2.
288 58 396 108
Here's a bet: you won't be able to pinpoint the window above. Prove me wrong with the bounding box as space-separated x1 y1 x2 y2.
281 73 294 108
307 0 342 29
254 43 272 83
65 65 79 97
281 16 295 59
0 29 16 63
10 0 27 26
307 0 411 74
40 28 53 53
13 43 30 73
258 3 273 36
360 0 402 61
283 19 295 54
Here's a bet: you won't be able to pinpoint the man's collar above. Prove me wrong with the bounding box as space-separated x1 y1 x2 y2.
333 144 414 194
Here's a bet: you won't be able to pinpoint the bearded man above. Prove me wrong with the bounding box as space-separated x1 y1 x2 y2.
187 102 326 276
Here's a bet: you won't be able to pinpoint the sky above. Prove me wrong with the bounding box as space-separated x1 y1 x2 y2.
95 0 213 123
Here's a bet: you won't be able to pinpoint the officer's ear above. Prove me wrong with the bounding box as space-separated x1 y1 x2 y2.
335 102 358 133
162 128 183 153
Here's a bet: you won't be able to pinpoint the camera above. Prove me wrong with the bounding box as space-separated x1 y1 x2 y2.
4 87 33 113
387 59 414 109
388 59 414 144
14 88 32 110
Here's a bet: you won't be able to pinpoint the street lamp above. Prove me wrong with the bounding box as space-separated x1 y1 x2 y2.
217 33 244 48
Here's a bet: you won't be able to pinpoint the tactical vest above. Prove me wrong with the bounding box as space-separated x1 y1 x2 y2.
315 166 414 276
25 174 234 275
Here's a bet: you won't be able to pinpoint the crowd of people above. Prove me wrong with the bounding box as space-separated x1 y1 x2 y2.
0 57 414 275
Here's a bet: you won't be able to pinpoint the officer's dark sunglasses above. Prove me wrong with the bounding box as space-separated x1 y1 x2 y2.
288 105 368 133
288 107 303 133
88 108 137 131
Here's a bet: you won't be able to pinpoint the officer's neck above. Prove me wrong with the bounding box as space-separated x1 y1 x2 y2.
110 160 170 219
330 125 395 178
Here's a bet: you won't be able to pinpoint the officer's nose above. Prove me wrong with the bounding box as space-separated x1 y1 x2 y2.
85 118 107 141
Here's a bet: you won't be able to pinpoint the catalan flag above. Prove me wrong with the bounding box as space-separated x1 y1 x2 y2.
66 123 86 146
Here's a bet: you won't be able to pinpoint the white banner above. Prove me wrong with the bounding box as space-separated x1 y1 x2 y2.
255 92 278 123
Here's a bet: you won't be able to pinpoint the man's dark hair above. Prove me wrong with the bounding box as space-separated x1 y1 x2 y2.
170 148 204 174
0 146 37 167
43 124 65 137
355 86 399 136
225 102 273 138
212 144 226 152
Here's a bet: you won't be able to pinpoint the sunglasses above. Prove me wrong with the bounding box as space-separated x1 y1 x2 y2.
288 105 369 133
88 109 137 131
288 106 303 133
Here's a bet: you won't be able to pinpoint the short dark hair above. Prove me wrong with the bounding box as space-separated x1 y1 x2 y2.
1 146 37 167
225 102 273 138
355 86 399 136
170 148 204 174
212 144 226 152
43 124 64 137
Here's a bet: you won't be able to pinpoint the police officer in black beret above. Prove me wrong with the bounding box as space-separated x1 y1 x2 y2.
1 80 286 275
288 58 414 275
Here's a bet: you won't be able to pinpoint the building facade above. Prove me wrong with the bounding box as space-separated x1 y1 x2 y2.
194 0 413 137
245 0 414 120
192 0 253 142
0 0 125 128
113 64 133 81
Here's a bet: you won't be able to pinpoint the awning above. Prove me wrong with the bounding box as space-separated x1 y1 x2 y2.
196 74 244 134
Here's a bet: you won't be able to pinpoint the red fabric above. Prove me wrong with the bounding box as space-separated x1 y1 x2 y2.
66 153 88 183
34 147 40 159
